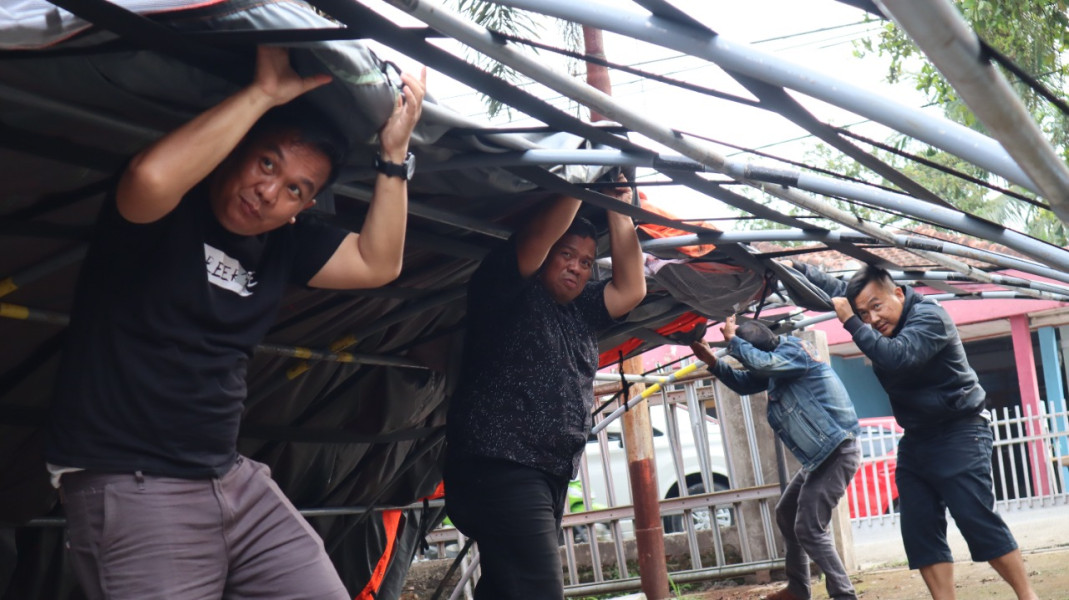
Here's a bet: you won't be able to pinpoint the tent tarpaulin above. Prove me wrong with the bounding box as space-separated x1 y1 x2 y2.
0 1 765 596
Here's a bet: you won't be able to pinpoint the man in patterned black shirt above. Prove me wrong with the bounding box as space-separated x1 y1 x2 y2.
445 173 646 599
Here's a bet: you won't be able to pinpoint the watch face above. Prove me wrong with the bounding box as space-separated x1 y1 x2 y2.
403 153 416 178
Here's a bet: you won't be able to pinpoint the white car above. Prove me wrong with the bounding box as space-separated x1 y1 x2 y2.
577 394 732 533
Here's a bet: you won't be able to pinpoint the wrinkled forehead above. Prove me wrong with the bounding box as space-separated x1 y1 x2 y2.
552 233 597 259
243 128 328 161
238 129 332 186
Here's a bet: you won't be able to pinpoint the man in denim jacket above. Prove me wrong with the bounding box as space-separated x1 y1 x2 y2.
798 263 1036 600
692 316 860 600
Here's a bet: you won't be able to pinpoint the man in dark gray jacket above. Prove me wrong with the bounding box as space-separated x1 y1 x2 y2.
799 263 1036 600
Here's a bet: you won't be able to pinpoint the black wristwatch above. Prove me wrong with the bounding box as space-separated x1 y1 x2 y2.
374 152 416 181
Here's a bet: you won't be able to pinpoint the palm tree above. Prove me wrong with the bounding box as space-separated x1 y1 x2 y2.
452 1 612 119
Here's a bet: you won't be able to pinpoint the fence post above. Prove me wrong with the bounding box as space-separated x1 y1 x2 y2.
713 374 785 569
798 329 856 572
1010 315 1052 496
1053 327 1069 488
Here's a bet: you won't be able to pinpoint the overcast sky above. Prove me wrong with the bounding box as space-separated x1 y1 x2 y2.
363 0 936 224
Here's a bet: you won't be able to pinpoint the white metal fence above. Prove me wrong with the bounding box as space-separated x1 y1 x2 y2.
419 375 786 598
848 404 1069 528
419 380 1069 598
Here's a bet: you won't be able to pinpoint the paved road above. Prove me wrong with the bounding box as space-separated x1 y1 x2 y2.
851 500 1069 569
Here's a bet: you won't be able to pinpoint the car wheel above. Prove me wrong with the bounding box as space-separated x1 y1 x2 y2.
571 524 591 544
663 480 734 533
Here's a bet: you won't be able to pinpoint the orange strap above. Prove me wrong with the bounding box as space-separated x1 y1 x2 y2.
354 481 446 600
598 311 706 368
636 191 718 258
354 510 403 600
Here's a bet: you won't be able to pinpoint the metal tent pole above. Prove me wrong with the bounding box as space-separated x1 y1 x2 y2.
791 291 1063 329
0 82 161 142
887 270 1069 299
752 182 1055 300
384 0 1057 299
484 0 1040 193
592 349 727 434
874 0 1069 223
418 147 1069 274
420 149 707 173
640 228 1069 286
335 183 511 240
593 372 672 384
0 302 427 368
0 245 87 298
731 163 1069 272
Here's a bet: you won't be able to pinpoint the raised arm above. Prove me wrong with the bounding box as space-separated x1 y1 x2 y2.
794 261 847 298
837 299 950 372
602 174 646 319
116 46 331 224
308 68 426 289
710 315 806 377
726 337 807 377
691 339 769 395
515 195 584 278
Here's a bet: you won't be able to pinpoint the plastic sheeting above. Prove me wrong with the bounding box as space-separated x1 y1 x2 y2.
0 1 767 597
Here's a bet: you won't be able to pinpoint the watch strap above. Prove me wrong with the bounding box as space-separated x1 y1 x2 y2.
374 152 414 181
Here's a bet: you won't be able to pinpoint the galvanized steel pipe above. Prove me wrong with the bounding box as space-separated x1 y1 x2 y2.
875 0 1069 223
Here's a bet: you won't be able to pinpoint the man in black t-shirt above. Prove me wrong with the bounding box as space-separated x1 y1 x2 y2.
445 173 647 600
45 47 425 599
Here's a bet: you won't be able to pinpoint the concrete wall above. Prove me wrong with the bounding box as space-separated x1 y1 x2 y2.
830 355 891 418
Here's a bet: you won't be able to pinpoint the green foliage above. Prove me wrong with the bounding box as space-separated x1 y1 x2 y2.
857 0 1069 160
451 1 585 120
859 1 1068 110
451 0 541 119
844 0 1069 244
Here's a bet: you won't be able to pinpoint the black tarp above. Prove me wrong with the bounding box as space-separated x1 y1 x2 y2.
0 1 767 596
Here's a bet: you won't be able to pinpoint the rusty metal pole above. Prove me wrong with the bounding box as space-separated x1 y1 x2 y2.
581 25 667 597
620 354 670 599
582 26 612 122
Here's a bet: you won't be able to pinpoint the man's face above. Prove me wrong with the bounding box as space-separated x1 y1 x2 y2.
853 280 906 337
209 128 331 236
539 234 596 304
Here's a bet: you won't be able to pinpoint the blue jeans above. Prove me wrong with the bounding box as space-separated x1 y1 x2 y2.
776 439 860 600
897 417 1018 569
444 457 569 600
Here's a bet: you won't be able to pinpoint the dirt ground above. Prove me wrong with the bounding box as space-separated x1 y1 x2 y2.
681 547 1069 600
404 546 1069 599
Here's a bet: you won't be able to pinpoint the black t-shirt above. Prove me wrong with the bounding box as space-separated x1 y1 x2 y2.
446 238 619 480
45 187 347 478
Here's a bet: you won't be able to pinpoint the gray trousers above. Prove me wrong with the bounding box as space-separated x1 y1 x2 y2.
60 456 348 600
776 440 861 600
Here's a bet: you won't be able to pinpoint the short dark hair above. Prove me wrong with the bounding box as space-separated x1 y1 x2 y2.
845 264 896 306
736 320 779 352
242 103 348 189
564 216 598 241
